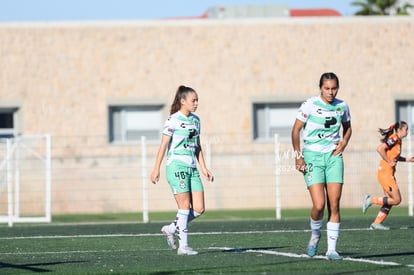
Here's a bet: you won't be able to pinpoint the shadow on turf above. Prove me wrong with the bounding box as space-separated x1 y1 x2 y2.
0 260 87 273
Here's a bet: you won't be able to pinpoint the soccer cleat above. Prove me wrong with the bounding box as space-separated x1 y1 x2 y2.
306 236 320 257
362 194 372 213
177 246 198 256
369 223 390 230
326 250 343 260
161 225 177 249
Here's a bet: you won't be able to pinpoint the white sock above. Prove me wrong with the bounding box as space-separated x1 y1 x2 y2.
168 209 200 234
310 218 323 240
176 209 190 248
327 222 340 252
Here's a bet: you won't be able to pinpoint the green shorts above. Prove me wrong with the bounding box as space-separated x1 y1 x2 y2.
302 150 344 187
166 162 204 194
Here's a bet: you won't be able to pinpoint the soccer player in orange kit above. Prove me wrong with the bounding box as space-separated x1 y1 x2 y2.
363 121 414 230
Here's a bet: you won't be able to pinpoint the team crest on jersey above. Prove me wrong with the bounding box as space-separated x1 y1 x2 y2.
335 107 343 116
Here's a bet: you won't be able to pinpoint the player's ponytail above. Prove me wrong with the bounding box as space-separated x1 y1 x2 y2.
379 121 407 143
170 85 196 115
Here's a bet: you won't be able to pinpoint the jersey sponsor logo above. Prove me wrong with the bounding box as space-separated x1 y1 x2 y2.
183 143 197 150
188 129 198 139
324 117 337 128
180 122 197 129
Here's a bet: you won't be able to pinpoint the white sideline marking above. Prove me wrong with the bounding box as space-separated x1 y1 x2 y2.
210 246 414 268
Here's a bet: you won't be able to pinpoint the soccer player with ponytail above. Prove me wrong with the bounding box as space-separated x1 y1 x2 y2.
151 85 214 255
363 121 414 229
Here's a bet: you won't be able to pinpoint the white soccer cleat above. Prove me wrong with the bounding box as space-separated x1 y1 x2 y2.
362 194 372 213
161 225 177 250
369 223 390 230
177 246 198 256
326 250 342 260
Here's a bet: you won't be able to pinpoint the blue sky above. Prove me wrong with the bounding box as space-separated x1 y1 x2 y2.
0 0 360 21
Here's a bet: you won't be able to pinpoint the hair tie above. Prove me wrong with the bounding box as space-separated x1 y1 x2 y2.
390 124 395 130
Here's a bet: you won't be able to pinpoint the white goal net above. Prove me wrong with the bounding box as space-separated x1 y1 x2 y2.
0 134 51 227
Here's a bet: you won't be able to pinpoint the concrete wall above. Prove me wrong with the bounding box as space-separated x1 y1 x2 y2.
0 17 413 214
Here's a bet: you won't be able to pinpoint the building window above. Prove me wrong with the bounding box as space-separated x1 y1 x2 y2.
0 108 18 138
108 105 164 143
253 103 299 141
396 101 414 135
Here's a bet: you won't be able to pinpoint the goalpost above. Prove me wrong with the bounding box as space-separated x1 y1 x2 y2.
0 134 52 227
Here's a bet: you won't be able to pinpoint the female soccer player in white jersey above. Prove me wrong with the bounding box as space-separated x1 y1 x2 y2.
151 85 214 256
291 72 352 260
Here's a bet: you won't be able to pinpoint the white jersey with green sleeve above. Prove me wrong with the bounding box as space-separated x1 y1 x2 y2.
296 95 351 153
162 111 200 168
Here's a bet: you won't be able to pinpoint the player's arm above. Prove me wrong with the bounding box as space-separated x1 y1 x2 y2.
334 121 352 155
376 142 396 167
342 120 352 146
150 134 171 184
397 156 414 162
196 138 214 182
291 119 306 173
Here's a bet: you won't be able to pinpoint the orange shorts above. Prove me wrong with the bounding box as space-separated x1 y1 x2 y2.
377 165 399 193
